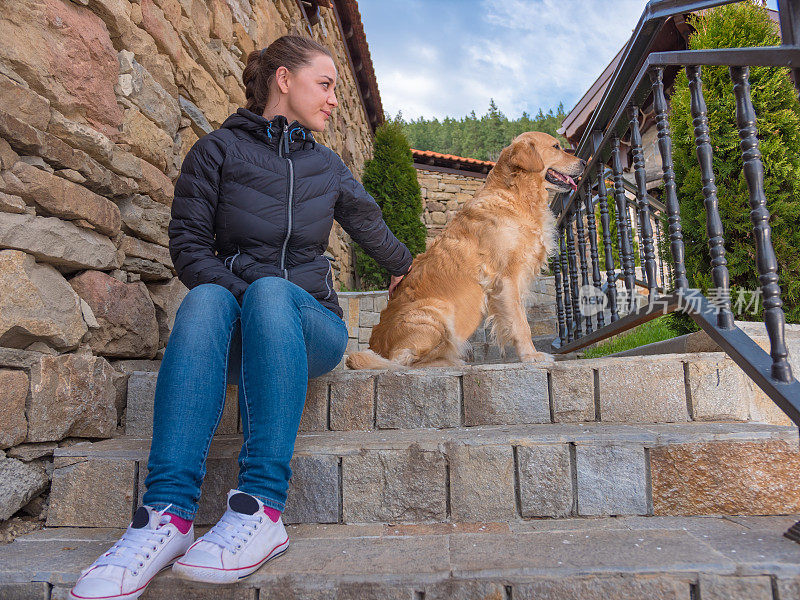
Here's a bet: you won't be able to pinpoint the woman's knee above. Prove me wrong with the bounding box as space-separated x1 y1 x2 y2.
242 276 298 309
177 283 240 323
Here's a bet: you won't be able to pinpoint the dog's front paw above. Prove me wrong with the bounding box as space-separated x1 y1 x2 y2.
521 351 555 364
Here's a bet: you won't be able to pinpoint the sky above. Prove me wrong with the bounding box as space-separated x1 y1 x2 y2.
357 0 780 122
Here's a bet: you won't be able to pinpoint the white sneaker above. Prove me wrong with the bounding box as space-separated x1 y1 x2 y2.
69 505 194 600
172 490 289 584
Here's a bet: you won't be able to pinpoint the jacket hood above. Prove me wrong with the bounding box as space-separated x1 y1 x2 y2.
221 108 315 153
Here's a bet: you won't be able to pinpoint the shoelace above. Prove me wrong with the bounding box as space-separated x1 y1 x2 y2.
87 513 172 577
201 509 263 554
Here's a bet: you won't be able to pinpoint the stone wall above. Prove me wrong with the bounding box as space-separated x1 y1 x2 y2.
0 0 375 535
416 168 486 247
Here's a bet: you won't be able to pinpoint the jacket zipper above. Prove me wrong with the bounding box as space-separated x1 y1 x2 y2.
324 257 333 300
278 123 293 279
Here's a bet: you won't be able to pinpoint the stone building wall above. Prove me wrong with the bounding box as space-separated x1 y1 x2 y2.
416 168 486 247
0 0 375 535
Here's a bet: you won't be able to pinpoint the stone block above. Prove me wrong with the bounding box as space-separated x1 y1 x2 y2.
359 296 374 312
463 366 549 426
746 369 794 426
284 454 339 524
120 106 173 171
358 327 371 343
6 162 120 236
330 372 375 431
48 457 135 528
698 575 773 600
27 353 117 442
376 371 460 429
194 456 239 525
0 347 45 370
424 580 505 600
146 277 188 347
347 299 360 333
259 582 412 600
374 294 388 313
517 444 573 518
0 582 51 600
650 440 800 515
686 354 749 421
0 0 123 137
126 372 237 437
0 250 87 351
70 270 159 359
116 194 170 247
342 446 447 522
0 456 48 521
0 369 28 448
300 377 328 432
550 362 595 422
776 577 800 600
576 444 648 516
116 50 180 137
359 310 381 328
597 357 688 422
514 575 688 599
122 371 156 437
0 191 26 214
6 442 56 462
448 443 516 521
0 213 119 272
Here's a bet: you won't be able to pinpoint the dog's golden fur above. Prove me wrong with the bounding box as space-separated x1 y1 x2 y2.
346 131 583 370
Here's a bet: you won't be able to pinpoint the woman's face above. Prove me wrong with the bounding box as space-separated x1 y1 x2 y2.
281 54 339 132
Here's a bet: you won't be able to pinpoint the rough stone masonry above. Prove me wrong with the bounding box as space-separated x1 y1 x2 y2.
0 0 384 537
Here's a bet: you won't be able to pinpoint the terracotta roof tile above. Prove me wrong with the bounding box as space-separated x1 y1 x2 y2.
412 149 495 167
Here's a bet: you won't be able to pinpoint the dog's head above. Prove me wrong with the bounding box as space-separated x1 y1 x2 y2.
496 131 584 193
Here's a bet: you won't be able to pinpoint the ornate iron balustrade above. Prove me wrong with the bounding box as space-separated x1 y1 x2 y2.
549 1 800 438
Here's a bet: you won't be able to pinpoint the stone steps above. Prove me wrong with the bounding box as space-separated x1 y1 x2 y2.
124 352 792 438
4 516 800 599
47 422 800 528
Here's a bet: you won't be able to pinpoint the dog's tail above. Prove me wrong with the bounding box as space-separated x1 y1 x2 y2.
345 348 406 370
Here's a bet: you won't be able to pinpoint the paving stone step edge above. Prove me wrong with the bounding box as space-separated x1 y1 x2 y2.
3 516 800 600
46 422 800 528
124 351 793 438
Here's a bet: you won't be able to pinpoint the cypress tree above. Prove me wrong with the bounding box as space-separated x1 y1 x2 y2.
354 122 427 289
667 1 800 323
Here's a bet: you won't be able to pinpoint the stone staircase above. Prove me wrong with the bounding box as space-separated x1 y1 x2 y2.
3 343 800 598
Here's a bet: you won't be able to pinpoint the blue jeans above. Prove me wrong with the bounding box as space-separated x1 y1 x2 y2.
142 277 348 519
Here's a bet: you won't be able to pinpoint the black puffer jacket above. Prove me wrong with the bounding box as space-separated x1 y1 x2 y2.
168 108 413 319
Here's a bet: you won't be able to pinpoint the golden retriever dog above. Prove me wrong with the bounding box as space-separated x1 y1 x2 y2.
346 132 584 369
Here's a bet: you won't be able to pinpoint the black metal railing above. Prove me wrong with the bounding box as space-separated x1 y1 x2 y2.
549 0 800 431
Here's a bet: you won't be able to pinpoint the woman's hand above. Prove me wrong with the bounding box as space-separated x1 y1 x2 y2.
388 265 411 298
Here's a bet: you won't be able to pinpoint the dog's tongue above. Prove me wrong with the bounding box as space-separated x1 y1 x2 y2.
567 176 577 192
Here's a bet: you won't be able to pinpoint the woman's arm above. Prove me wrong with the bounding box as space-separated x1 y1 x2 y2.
168 134 250 303
333 160 414 277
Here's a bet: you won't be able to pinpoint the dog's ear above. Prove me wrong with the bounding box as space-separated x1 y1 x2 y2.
510 141 544 173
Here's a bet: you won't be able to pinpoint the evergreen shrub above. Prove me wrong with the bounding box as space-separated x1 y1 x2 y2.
354 122 427 289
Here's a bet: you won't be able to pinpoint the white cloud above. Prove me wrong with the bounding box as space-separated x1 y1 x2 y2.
363 0 650 120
